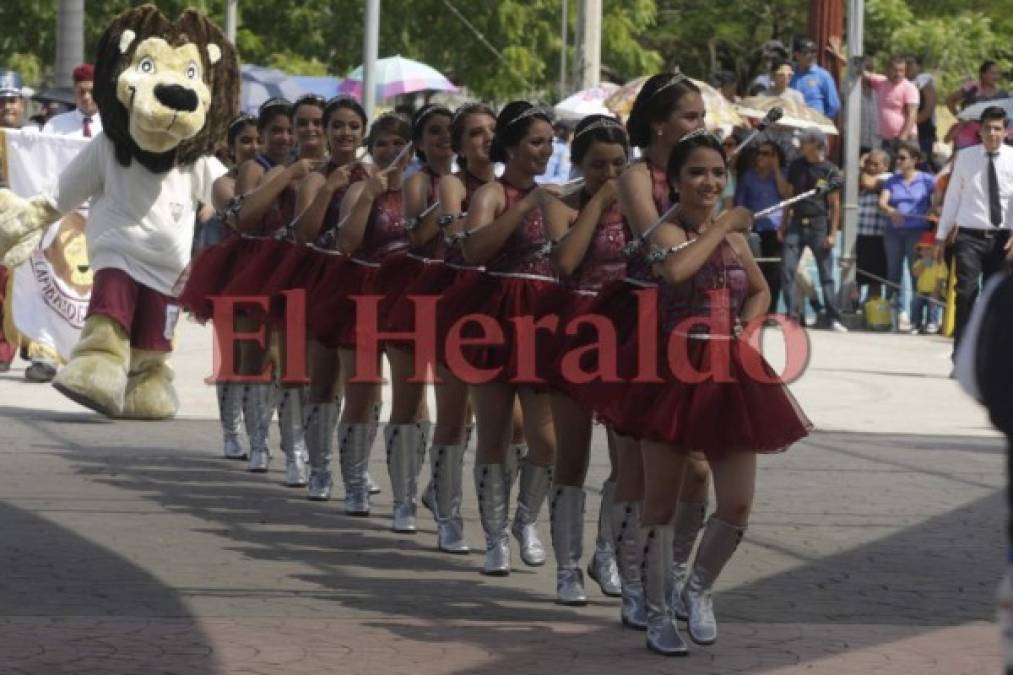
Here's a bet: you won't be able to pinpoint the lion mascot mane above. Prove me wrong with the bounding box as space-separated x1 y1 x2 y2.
0 5 239 418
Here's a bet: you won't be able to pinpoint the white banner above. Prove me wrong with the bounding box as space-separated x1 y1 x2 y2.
2 129 91 361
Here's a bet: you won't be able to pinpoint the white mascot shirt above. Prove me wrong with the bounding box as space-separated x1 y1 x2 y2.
43 132 227 296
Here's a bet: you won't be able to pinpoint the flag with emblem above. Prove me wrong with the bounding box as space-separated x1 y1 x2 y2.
1 129 92 361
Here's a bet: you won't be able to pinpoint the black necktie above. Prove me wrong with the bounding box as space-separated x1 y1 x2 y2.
988 151 1001 227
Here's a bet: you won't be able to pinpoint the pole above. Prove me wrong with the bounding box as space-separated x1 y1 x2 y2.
225 0 238 45
55 0 84 88
362 0 380 119
560 0 567 99
841 0 864 298
575 0 601 89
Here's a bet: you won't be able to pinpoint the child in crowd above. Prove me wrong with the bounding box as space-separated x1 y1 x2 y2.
910 236 949 334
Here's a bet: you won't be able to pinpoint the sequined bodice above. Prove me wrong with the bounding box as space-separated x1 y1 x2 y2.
659 237 748 333
317 163 369 249
410 167 445 260
484 179 553 277
260 184 296 238
625 160 671 283
563 200 627 292
357 189 408 263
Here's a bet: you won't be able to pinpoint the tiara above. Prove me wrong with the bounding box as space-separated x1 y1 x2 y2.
414 105 452 134
677 127 719 145
506 105 550 127
647 69 690 101
574 117 624 139
258 97 292 115
228 114 256 133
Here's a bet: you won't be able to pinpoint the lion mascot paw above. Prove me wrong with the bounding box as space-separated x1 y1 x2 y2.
0 191 61 267
16 4 239 419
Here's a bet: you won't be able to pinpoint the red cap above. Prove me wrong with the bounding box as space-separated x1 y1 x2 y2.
917 231 936 249
72 64 94 83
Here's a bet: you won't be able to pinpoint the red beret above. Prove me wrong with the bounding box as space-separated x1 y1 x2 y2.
72 64 94 83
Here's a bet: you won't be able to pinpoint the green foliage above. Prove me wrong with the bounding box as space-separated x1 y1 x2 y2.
1 0 1009 106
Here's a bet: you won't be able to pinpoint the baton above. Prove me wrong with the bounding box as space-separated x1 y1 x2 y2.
730 107 784 158
754 176 844 218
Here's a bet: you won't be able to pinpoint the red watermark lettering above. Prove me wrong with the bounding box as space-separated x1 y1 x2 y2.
350 294 439 384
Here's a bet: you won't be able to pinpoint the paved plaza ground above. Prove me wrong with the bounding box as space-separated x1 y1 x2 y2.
0 320 1004 674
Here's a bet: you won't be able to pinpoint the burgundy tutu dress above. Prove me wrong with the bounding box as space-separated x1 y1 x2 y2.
541 199 628 396
179 154 282 322
386 171 488 363
599 237 812 456
436 179 559 385
561 160 669 420
308 188 408 349
374 166 442 340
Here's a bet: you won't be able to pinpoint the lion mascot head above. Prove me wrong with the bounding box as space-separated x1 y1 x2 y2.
94 4 239 174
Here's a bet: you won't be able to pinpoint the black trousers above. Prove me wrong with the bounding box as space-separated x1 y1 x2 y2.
952 228 1010 355
756 230 782 314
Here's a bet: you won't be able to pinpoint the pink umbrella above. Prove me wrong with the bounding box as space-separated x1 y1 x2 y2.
338 55 457 101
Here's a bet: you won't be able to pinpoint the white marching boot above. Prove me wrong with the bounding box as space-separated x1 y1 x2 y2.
217 383 247 460
431 444 469 553
642 526 688 656
587 479 622 597
244 383 274 473
385 423 427 533
304 402 338 500
511 458 549 567
611 500 647 630
277 386 309 487
550 484 588 606
365 400 382 495
339 423 372 516
681 517 745 646
475 462 511 575
670 499 707 620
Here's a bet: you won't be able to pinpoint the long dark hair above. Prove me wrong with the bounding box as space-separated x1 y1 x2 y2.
411 103 452 163
323 95 367 129
451 103 496 170
489 100 552 164
627 72 701 149
366 113 412 153
571 114 629 164
666 130 726 206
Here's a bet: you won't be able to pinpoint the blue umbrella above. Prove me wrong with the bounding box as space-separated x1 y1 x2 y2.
240 65 310 113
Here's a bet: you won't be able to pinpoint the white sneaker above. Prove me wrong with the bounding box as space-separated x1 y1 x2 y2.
831 320 849 333
925 323 940 334
897 311 911 332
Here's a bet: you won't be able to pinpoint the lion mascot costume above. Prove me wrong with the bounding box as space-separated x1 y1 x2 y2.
0 5 239 419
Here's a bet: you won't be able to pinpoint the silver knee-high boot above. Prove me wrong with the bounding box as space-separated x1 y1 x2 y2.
550 484 587 605
642 525 688 656
681 517 745 645
365 401 382 495
511 458 549 566
304 401 338 500
244 383 275 472
339 423 372 516
587 479 622 597
431 444 469 553
217 383 247 460
670 499 707 620
385 423 427 533
277 386 309 487
474 462 510 575
611 500 647 630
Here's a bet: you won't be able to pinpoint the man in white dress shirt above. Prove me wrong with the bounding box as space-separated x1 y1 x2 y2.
43 64 101 139
936 105 1013 356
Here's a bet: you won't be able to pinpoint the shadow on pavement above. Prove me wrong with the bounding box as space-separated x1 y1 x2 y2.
0 405 1003 674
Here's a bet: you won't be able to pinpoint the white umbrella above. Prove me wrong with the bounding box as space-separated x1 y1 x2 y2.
958 97 1013 122
554 83 620 121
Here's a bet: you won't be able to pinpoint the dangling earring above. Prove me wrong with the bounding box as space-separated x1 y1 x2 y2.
657 129 663 137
